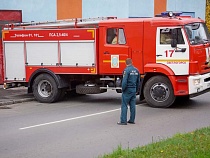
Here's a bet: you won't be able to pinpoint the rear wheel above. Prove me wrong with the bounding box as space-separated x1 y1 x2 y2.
32 74 61 103
143 76 175 108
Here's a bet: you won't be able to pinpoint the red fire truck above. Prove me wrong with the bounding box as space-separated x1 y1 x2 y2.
2 12 210 108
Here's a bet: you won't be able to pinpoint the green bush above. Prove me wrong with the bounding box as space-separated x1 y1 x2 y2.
206 0 210 30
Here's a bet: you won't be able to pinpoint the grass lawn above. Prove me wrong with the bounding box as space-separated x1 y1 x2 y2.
99 126 210 158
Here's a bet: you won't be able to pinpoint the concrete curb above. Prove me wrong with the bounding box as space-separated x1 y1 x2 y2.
0 98 35 107
0 85 35 107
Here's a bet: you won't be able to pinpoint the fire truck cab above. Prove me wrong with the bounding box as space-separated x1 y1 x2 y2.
2 12 210 108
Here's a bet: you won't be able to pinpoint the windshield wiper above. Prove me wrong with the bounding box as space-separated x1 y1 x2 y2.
202 39 210 44
203 39 209 41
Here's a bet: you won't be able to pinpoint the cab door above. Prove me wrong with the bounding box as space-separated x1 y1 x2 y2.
156 27 189 75
99 27 130 74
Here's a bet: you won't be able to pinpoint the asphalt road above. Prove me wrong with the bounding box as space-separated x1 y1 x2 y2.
0 90 210 158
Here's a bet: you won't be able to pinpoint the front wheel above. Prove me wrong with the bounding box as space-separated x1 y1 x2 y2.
143 76 175 108
32 74 61 103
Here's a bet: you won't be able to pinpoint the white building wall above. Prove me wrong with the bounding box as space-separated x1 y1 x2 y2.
0 0 206 21
167 0 206 20
82 0 129 18
0 0 56 22
82 0 206 20
128 0 154 18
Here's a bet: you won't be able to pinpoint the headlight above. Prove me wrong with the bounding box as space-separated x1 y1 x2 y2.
193 79 200 86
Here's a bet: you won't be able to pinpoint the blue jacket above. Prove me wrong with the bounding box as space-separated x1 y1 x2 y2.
122 65 140 92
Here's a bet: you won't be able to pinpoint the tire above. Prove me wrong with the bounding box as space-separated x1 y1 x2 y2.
32 74 61 103
143 76 175 108
76 84 107 94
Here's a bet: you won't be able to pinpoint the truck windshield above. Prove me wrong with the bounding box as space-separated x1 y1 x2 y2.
184 22 210 45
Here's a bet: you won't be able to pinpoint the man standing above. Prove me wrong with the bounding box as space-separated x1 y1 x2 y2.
117 58 140 125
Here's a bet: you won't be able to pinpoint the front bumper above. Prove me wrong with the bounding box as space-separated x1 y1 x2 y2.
188 72 210 97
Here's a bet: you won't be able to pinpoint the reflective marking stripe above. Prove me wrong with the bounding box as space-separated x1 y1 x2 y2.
156 59 189 62
87 30 95 38
103 60 124 63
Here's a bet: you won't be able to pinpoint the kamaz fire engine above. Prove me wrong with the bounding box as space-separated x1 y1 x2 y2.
2 12 210 108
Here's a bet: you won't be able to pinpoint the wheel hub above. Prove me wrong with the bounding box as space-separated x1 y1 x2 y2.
38 80 52 98
150 83 170 102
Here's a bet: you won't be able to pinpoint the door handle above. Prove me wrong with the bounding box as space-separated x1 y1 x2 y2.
175 48 186 52
104 51 110 54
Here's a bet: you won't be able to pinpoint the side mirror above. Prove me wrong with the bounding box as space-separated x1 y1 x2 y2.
171 29 177 48
171 39 177 48
171 29 177 39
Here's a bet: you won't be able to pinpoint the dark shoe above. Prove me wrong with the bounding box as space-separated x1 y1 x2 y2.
127 121 135 124
117 122 127 125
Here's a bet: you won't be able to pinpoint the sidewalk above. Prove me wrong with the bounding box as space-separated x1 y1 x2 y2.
0 85 34 106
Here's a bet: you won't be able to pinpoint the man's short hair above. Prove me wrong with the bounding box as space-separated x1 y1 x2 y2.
125 58 132 65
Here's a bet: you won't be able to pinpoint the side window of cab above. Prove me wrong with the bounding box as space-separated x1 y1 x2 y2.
160 28 172 44
106 28 126 45
160 28 184 45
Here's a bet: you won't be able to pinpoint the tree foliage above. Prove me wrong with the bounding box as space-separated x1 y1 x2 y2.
206 0 210 30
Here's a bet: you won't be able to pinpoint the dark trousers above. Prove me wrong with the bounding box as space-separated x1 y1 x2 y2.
120 88 136 123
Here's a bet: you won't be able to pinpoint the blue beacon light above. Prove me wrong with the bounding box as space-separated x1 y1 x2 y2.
161 11 182 17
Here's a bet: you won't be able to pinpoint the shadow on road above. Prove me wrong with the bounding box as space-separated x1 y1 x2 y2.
61 92 121 106
170 97 209 109
170 99 197 109
136 97 209 110
57 91 209 110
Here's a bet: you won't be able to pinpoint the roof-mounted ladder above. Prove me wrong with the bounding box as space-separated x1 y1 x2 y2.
4 16 117 29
